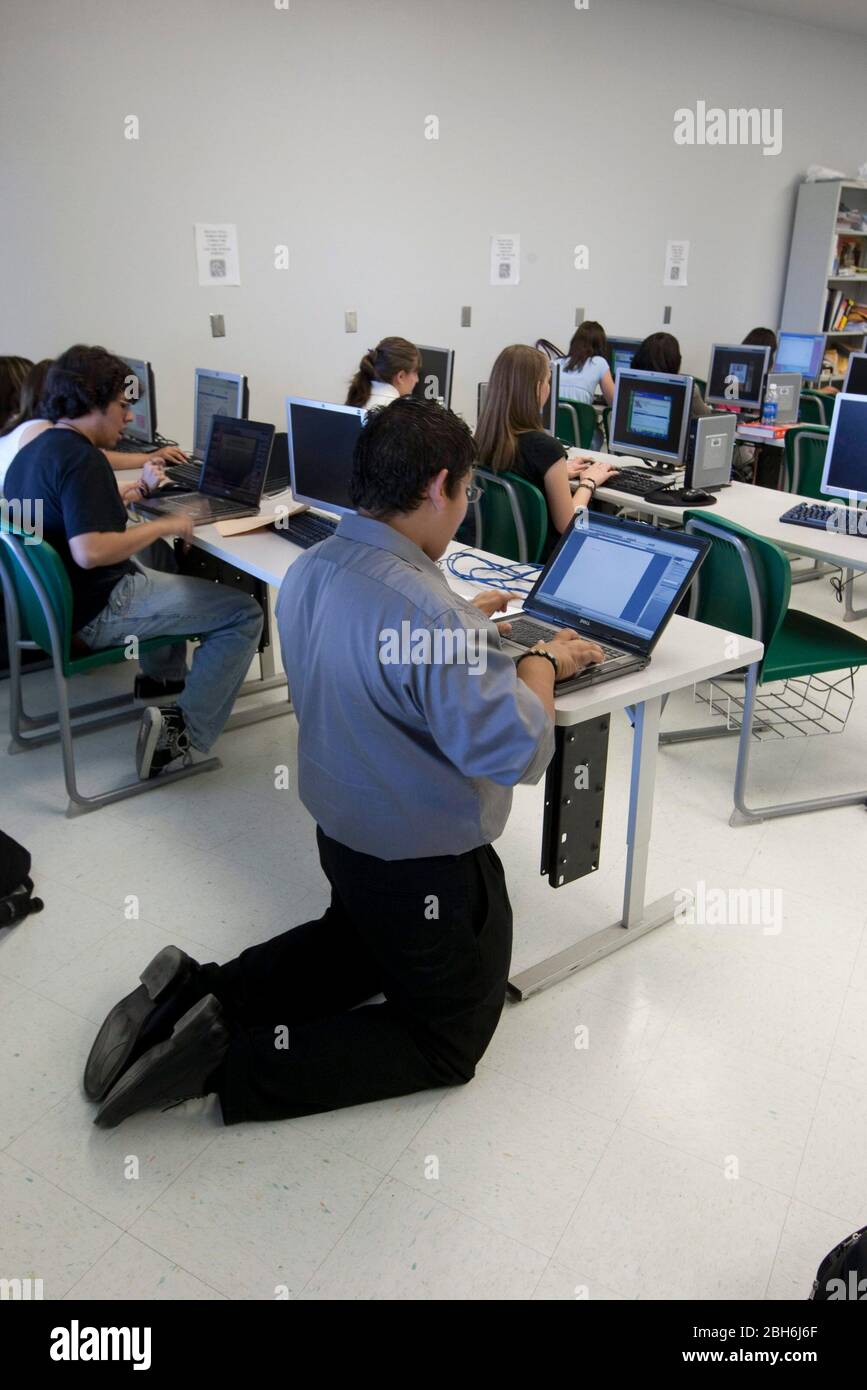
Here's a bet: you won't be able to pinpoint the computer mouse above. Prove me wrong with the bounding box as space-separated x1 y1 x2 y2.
680 489 716 506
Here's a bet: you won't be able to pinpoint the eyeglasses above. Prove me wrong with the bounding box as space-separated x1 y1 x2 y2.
465 478 482 504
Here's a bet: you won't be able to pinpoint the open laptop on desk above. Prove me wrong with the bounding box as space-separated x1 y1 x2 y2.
135 417 274 525
495 512 709 692
273 397 363 549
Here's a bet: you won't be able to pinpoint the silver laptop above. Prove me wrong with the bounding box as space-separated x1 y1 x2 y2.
136 418 273 526
496 511 709 691
766 372 802 425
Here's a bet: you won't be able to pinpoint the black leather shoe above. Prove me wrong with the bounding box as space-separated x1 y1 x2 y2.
94 995 229 1129
83 946 203 1102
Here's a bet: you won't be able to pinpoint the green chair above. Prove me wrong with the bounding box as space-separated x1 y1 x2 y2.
660 510 867 823
799 391 831 426
475 468 548 563
0 526 221 816
600 405 612 450
556 400 598 449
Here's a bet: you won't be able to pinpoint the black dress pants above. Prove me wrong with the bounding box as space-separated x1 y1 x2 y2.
201 828 513 1124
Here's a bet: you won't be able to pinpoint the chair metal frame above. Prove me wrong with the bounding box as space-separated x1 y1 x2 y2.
475 467 530 563
659 514 867 824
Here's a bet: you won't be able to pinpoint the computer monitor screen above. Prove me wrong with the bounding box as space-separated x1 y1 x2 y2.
120 357 156 443
193 369 248 458
285 397 364 517
542 360 560 434
610 369 692 467
204 418 274 502
528 513 708 653
774 333 825 382
705 344 770 409
843 353 867 394
412 346 454 407
820 394 867 505
607 337 642 378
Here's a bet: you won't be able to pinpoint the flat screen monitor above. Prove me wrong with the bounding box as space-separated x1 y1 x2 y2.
705 344 770 410
774 332 825 383
285 397 363 517
193 368 249 459
412 346 454 407
820 393 867 505
609 369 693 468
843 353 867 394
607 336 642 378
120 356 156 443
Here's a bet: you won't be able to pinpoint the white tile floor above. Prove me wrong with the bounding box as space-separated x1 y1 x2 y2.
2 566 867 1300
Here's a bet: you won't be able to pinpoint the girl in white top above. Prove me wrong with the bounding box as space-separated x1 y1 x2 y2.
346 338 420 409
558 321 616 407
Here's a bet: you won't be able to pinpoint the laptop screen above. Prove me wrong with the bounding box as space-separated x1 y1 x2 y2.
202 418 274 504
526 512 708 653
193 369 247 458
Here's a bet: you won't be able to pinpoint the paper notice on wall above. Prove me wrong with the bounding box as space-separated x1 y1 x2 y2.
490 234 520 286
195 223 241 286
663 239 689 287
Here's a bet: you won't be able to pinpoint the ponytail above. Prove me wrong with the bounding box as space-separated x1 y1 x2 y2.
346 336 421 407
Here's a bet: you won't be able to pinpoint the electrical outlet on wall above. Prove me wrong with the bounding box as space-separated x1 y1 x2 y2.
574 307 585 326
210 314 225 338
345 311 357 333
461 306 472 327
663 305 672 324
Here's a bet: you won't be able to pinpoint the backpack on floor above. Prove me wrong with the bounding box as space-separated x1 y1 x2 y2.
0 829 44 928
809 1225 867 1300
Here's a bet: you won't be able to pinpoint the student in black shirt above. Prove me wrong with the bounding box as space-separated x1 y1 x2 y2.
4 345 263 779
474 345 617 559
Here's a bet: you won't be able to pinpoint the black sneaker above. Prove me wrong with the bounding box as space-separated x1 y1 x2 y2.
94 995 229 1129
136 705 191 780
134 674 186 700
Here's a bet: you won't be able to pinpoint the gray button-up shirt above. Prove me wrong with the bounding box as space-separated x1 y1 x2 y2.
275 514 554 860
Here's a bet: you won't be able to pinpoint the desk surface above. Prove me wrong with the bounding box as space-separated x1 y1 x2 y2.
594 478 867 572
191 521 763 727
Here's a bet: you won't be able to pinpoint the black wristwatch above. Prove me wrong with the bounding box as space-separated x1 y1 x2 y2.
515 647 559 677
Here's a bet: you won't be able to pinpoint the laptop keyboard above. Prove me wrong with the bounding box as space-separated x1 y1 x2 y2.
272 513 338 549
507 616 622 661
157 494 246 517
166 460 202 487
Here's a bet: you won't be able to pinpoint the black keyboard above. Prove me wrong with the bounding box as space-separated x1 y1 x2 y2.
780 501 866 534
507 616 622 660
609 468 680 497
166 460 203 488
272 513 338 549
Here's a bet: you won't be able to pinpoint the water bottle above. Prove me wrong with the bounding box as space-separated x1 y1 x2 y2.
762 382 778 427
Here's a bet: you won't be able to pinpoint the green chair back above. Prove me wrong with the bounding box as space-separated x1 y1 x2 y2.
783 426 829 497
556 400 597 449
476 469 548 563
798 392 827 427
682 510 791 683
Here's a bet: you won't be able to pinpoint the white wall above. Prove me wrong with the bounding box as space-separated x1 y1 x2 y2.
2 0 867 437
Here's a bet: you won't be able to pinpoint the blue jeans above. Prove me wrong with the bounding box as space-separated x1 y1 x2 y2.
77 568 263 752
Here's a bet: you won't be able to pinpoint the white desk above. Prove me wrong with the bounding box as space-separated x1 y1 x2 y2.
191 519 762 997
594 479 867 621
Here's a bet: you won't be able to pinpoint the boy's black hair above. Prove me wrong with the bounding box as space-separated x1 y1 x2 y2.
350 397 477 517
41 344 130 422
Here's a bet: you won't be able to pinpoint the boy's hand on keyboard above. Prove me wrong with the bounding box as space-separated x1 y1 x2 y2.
540 629 606 680
152 446 188 466
140 459 167 492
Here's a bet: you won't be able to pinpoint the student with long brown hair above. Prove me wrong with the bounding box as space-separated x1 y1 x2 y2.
346 337 421 409
475 345 617 559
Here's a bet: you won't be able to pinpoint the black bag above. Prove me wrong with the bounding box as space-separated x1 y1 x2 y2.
809 1224 867 1300
0 829 44 927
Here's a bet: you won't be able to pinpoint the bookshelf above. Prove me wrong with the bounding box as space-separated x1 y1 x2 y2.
780 180 867 383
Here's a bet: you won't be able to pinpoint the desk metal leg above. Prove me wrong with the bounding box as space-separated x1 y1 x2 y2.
508 697 677 1000
843 569 867 623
